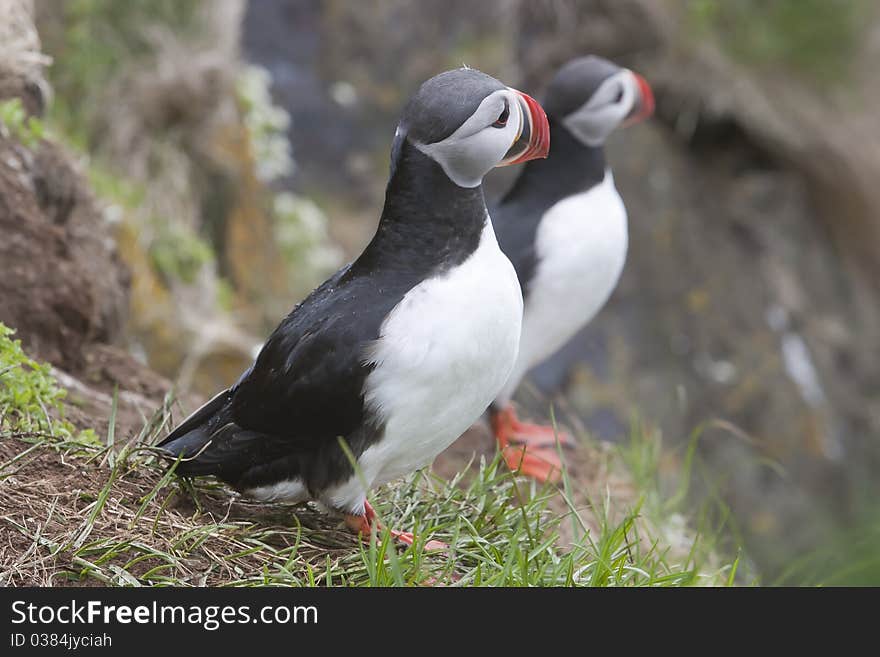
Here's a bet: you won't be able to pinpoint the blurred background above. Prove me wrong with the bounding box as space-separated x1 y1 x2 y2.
1 0 879 583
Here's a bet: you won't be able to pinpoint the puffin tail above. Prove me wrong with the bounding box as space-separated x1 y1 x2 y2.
156 389 234 476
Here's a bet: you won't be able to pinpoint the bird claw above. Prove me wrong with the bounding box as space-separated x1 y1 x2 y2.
346 501 447 552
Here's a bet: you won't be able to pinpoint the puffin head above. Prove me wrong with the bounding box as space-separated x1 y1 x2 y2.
395 68 550 188
544 56 654 147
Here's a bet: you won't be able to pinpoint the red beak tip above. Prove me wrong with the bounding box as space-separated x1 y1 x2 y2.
513 90 551 164
633 72 655 121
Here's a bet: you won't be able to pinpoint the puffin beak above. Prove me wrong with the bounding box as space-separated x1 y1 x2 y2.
623 70 655 127
499 89 550 166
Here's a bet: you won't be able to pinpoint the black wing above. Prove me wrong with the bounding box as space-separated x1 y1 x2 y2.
158 265 408 479
230 267 386 443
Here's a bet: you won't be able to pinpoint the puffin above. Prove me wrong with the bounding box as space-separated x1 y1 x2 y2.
158 68 551 548
487 56 654 482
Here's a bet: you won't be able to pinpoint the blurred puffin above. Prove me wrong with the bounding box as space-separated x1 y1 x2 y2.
158 68 550 547
488 56 654 482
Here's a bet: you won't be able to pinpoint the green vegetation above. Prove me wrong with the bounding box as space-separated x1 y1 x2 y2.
776 508 880 586
0 98 45 149
89 164 216 286
148 222 216 286
0 323 97 445
44 0 201 145
237 65 294 184
688 0 870 83
87 164 146 209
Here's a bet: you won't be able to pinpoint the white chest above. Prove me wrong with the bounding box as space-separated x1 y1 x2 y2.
358 220 523 487
519 171 628 371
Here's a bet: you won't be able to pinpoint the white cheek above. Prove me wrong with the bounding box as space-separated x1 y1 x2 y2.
618 80 637 118
564 73 634 146
564 100 628 146
418 123 516 188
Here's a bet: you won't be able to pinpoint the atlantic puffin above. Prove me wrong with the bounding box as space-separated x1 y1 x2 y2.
488 56 654 482
158 68 551 547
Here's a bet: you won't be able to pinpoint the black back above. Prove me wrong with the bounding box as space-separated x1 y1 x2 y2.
492 117 606 297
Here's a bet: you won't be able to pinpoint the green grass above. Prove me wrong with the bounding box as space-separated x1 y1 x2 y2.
773 509 880 586
0 417 730 586
1 328 731 587
0 323 98 445
0 99 45 149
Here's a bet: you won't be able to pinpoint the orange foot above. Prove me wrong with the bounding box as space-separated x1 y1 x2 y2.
345 500 448 552
491 405 573 484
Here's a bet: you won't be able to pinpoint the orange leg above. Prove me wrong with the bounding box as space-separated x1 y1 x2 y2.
491 404 572 483
345 500 447 551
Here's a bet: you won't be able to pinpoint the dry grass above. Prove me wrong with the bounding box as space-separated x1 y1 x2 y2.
0 417 403 587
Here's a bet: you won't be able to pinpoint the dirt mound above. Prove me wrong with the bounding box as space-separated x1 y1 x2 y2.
0 130 207 445
0 134 129 371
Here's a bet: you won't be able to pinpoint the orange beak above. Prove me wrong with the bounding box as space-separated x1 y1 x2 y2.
499 89 551 166
623 71 654 127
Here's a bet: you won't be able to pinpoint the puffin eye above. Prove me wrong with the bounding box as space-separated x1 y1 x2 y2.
492 101 510 128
